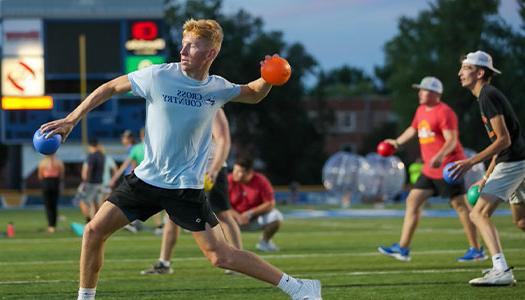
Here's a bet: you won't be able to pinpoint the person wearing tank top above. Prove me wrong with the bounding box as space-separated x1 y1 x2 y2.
38 154 65 233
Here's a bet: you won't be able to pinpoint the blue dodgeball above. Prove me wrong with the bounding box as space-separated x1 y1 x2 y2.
442 162 462 184
33 129 62 155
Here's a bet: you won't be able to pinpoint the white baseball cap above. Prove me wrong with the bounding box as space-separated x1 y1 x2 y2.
412 76 443 94
462 50 501 74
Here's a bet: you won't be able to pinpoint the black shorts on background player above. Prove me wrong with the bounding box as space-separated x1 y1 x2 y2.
208 167 230 213
413 174 464 199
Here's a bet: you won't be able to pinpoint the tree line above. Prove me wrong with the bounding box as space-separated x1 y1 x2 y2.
165 0 524 185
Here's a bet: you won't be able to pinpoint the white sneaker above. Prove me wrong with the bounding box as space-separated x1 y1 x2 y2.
469 267 516 286
291 279 322 300
256 240 279 252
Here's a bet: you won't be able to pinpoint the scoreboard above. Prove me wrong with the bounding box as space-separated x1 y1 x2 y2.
0 18 167 144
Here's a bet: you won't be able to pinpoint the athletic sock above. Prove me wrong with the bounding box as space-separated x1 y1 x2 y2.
277 273 301 296
78 287 96 300
492 253 508 271
159 259 170 267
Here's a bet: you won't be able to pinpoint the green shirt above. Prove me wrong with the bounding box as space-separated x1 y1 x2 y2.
129 143 144 165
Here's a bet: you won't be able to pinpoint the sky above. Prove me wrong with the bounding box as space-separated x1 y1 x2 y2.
221 0 522 75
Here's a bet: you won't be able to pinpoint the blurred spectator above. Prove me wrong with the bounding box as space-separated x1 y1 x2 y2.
110 128 146 233
83 144 117 203
79 138 105 222
288 181 300 204
110 128 144 187
38 153 65 233
228 156 283 252
120 129 136 176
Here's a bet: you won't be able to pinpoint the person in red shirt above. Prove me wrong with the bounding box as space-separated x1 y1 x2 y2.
378 76 485 262
228 156 283 252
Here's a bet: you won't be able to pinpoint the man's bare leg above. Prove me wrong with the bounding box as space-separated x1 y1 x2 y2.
262 220 281 242
217 209 243 249
467 194 514 285
450 194 479 248
160 219 180 261
192 223 321 298
469 195 501 256
511 203 525 232
193 223 281 283
399 189 433 248
79 202 130 290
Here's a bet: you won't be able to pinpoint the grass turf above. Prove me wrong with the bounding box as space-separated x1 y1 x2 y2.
0 207 523 299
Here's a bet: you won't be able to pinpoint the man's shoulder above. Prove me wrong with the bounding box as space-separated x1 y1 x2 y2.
208 74 238 89
437 102 456 114
482 84 498 93
253 172 271 184
414 104 426 114
480 84 504 100
152 62 175 72
209 74 228 82
129 62 173 78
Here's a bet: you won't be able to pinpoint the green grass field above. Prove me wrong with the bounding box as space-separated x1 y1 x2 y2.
0 207 523 299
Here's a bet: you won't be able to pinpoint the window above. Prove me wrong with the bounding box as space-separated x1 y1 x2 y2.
334 111 356 133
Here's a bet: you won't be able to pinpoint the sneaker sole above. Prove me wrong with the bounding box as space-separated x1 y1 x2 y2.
256 245 278 252
469 276 516 286
469 280 516 286
377 247 411 262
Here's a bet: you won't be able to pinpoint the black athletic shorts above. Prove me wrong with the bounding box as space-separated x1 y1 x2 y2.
208 167 231 213
413 173 465 199
108 172 219 231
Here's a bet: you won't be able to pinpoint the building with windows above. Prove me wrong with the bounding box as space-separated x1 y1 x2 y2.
306 95 395 154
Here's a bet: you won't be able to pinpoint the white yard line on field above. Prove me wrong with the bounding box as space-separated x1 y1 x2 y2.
1 267 523 285
0 248 523 266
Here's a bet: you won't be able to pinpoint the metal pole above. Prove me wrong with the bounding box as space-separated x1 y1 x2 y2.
79 34 87 148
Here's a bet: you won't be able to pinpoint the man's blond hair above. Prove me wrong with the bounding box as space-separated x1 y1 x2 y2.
183 19 223 49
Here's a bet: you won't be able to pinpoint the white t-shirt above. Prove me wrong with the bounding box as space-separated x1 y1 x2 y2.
128 63 240 189
103 156 116 186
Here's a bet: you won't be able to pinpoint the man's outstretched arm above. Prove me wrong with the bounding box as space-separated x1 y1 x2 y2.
40 75 132 140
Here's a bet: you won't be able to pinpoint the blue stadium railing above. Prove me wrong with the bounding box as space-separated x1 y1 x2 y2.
0 94 146 144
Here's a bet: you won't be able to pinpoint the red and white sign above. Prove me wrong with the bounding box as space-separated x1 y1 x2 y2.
131 21 158 41
2 19 43 56
2 57 44 96
126 21 165 55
